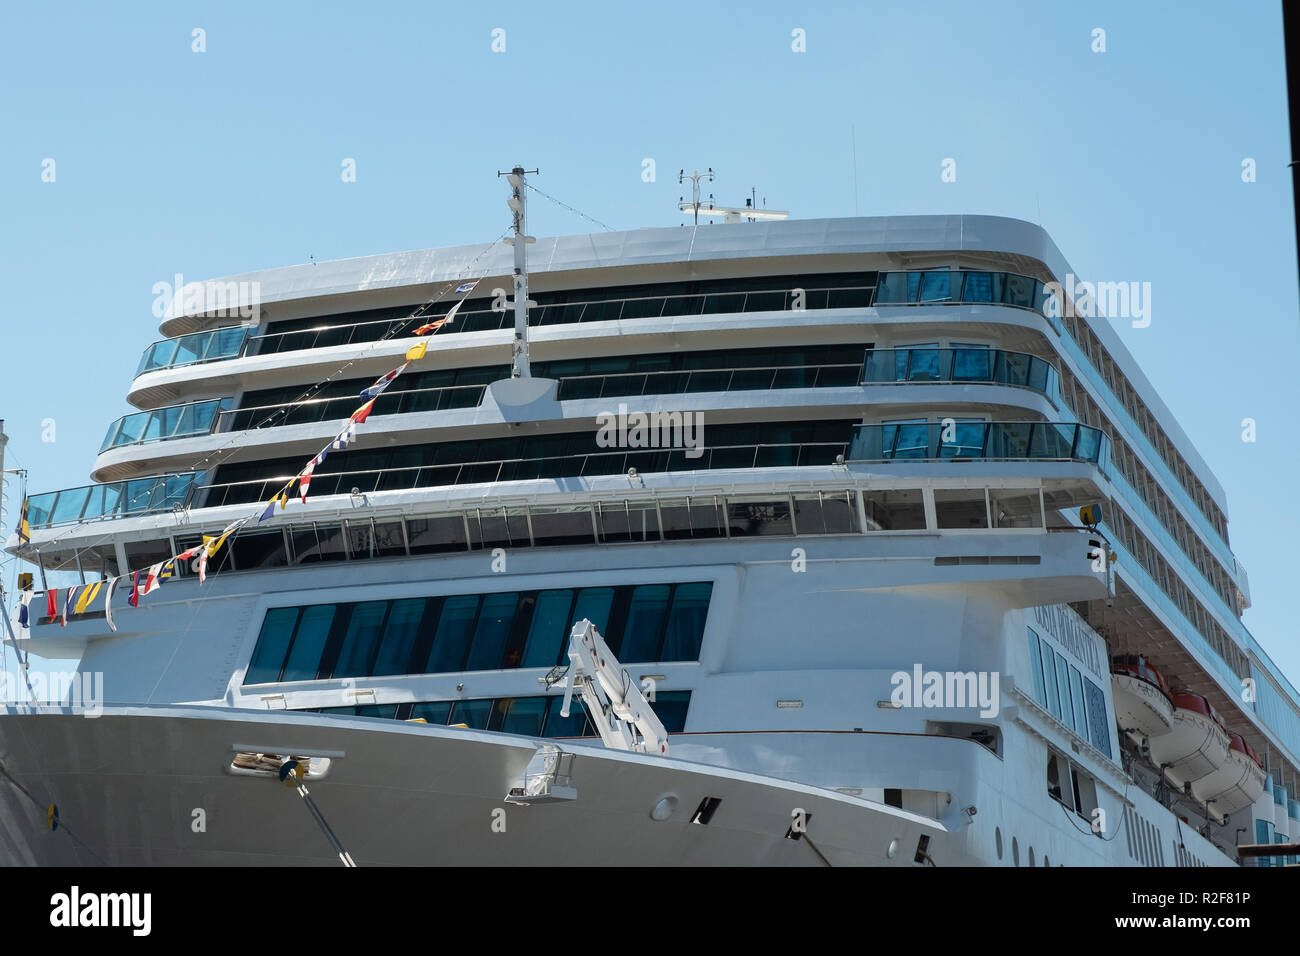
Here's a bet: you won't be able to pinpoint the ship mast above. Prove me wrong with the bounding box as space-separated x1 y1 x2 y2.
500 165 538 379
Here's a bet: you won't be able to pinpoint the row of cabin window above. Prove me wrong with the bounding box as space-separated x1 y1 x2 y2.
243 582 713 685
306 692 692 737
1026 627 1112 758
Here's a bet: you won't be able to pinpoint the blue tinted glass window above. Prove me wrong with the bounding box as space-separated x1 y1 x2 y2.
1027 628 1046 707
466 592 520 670
650 691 691 733
425 595 479 672
332 601 389 679
449 699 492 729
245 607 300 684
281 605 337 682
522 589 574 668
543 696 592 738
410 701 452 724
355 704 399 719
572 587 614 635
1054 654 1073 727
1041 643 1061 720
618 585 671 662
498 697 547 736
962 272 993 302
1085 679 1112 758
661 583 711 661
371 598 427 676
1069 665 1086 737
919 271 953 302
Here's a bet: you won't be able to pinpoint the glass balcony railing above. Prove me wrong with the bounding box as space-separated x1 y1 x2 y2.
219 384 486 432
555 362 862 400
848 421 1108 467
135 327 249 377
22 473 203 530
861 348 1060 404
873 270 1059 329
100 399 232 453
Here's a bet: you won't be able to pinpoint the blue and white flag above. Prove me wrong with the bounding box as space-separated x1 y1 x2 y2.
360 363 407 401
17 590 33 629
454 280 479 294
331 421 356 451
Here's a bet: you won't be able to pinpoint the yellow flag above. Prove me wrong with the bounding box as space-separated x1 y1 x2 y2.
74 580 102 615
406 340 429 361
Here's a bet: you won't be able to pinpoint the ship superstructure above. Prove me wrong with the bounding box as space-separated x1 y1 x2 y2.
2 203 1296 866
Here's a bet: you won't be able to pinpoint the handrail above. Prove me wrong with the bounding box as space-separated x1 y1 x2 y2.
100 398 232 453
860 348 1060 404
217 383 488 431
847 421 1109 468
555 362 861 400
195 441 852 508
21 472 204 530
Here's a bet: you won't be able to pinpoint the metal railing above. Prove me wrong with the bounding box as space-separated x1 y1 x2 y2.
245 283 879 355
218 383 488 432
848 421 1108 467
554 363 862 400
861 348 1060 404
100 399 232 453
22 472 204 530
135 327 249 377
195 441 851 508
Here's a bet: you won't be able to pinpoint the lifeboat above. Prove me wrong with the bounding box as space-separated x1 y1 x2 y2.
1110 655 1174 743
1190 733 1267 823
1146 692 1230 791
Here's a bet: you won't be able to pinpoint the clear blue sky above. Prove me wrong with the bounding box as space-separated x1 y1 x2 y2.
2 2 1296 686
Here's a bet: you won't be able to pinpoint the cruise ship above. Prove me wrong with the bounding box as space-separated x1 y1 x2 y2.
2 176 1298 867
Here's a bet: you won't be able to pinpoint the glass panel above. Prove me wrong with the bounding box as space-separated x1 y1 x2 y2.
371 598 428 676
332 601 390 679
1054 654 1073 727
406 515 468 554
1085 679 1112 757
905 349 942 382
862 489 925 530
372 520 406 557
919 271 954 303
661 583 711 661
726 497 793 536
650 691 691 733
572 587 614 636
596 500 661 543
1041 643 1062 720
292 523 347 563
425 595 480 673
616 584 670 662
529 506 595 547
990 489 1043 529
951 348 992 380
543 696 592 738
934 489 989 529
1002 274 1034 308
124 538 175 570
938 421 987 458
885 422 930 459
659 498 725 540
448 699 492 729
792 491 857 534
962 272 994 302
1069 665 1086 738
875 272 920 304
465 592 520 671
1027 628 1047 707
355 705 399 719
244 608 300 684
497 696 548 736
281 604 338 682
410 701 452 724
522 589 574 668
50 487 91 524
231 530 289 570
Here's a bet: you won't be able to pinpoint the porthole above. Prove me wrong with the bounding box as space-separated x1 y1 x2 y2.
995 826 1003 860
1012 836 1020 867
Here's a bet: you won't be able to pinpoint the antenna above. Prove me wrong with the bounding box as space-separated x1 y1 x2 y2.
497 165 539 379
678 167 713 225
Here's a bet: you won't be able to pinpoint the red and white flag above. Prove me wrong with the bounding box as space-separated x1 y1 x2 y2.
103 577 119 632
142 563 164 597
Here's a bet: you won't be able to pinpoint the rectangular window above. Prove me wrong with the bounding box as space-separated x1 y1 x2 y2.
528 505 596 547
792 491 858 534
244 607 300 684
1069 665 1086 738
332 601 390 679
659 497 725 540
521 589 575 668
862 489 926 530
650 691 692 733
496 696 548 736
595 500 661 543
934 489 989 529
1027 627 1046 707
406 515 469 554
291 524 347 564
370 598 428 677
661 582 712 661
424 595 480 673
990 489 1043 529
448 698 492 729
410 701 452 724
572 587 615 636
1085 678 1112 758
1055 654 1073 728
469 508 530 549
543 696 592 738
726 497 793 536
280 604 338 682
465 592 520 671
1041 643 1062 721
616 584 671 663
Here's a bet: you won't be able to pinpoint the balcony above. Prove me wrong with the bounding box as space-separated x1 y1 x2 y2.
100 399 233 453
22 473 203 530
136 327 249 377
861 348 1060 404
848 421 1108 467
